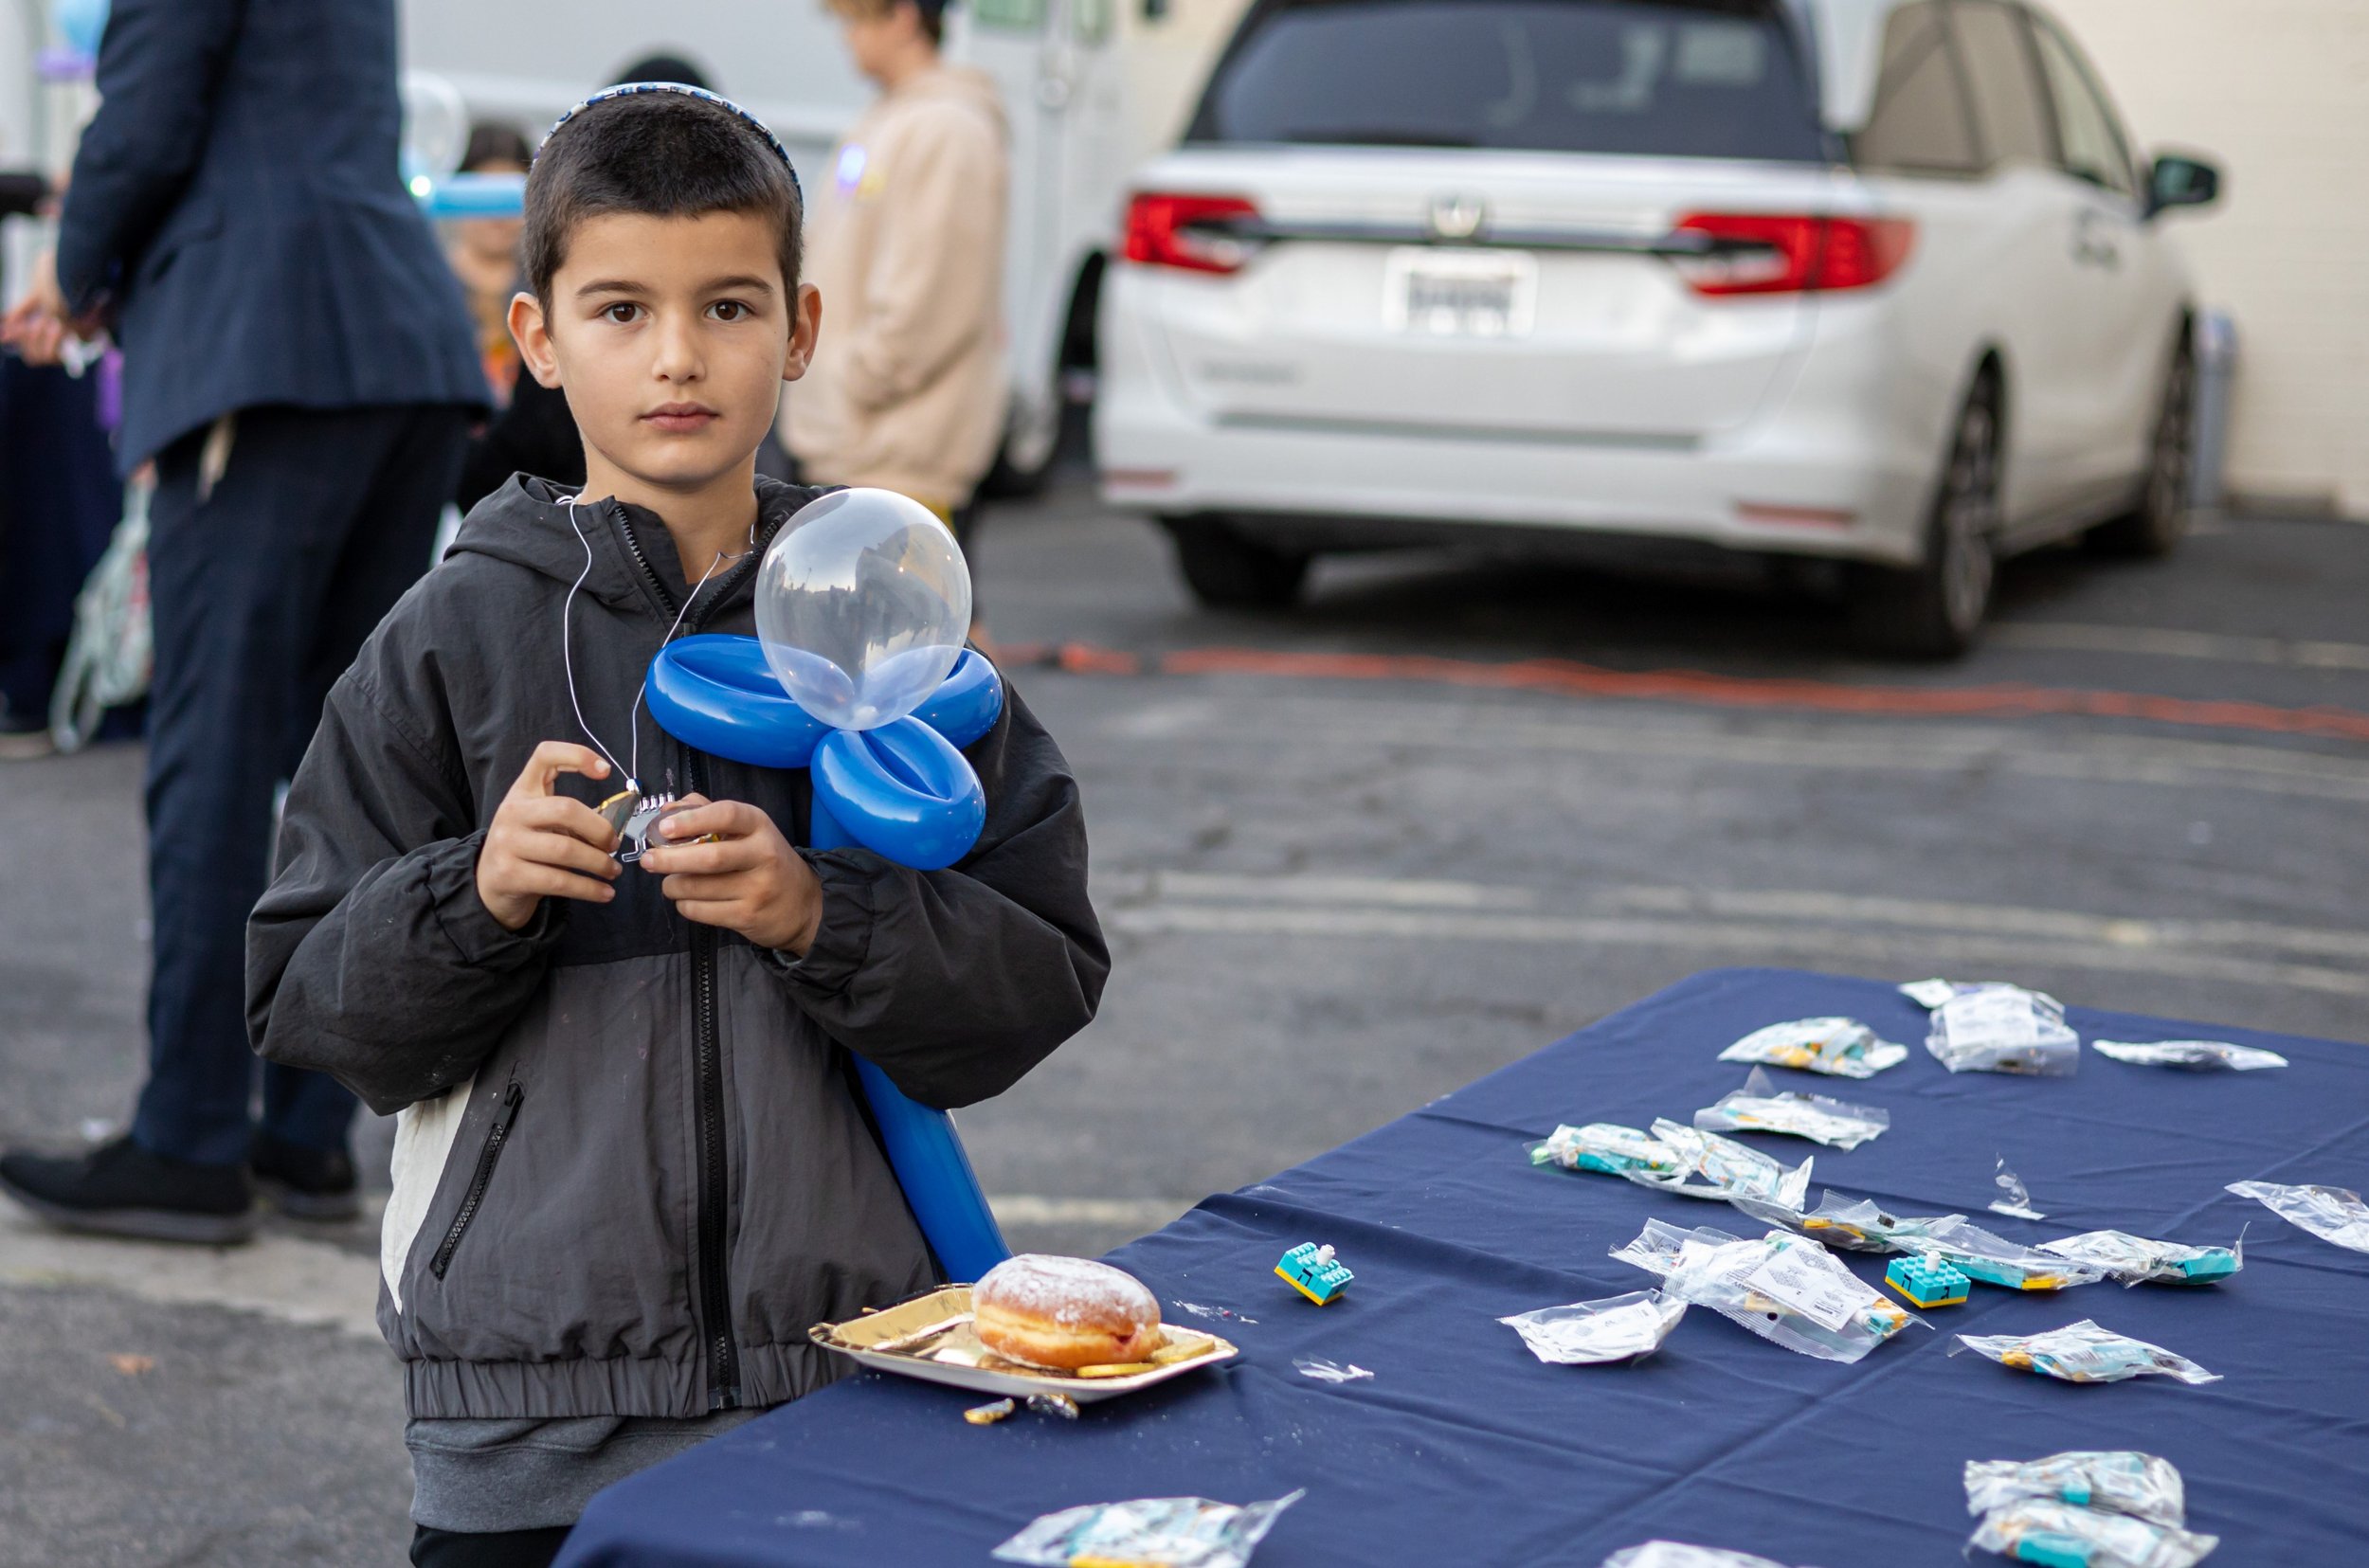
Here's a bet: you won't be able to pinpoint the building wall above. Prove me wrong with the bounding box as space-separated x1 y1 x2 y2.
2050 0 2369 515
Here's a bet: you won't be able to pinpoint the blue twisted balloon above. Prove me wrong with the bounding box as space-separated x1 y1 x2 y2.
646 634 1011 1281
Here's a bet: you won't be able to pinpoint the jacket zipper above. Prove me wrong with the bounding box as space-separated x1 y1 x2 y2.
614 502 767 1411
430 1080 523 1279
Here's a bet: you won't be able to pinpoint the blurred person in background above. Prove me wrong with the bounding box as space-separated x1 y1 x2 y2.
1 168 123 759
446 122 533 403
448 119 584 511
0 0 484 1240
789 0 1007 644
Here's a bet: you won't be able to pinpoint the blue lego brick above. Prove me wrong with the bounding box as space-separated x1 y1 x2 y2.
1275 1242 1354 1306
1885 1254 1969 1307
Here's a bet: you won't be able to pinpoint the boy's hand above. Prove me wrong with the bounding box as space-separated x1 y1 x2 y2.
476 743 623 930
640 795 823 955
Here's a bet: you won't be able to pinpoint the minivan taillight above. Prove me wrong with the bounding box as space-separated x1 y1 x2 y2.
1672 214 1916 296
1124 193 1261 275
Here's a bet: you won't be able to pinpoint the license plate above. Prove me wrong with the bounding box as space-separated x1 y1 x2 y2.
1383 247 1537 338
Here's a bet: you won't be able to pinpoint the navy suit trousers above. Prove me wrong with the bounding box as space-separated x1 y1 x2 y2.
134 403 469 1164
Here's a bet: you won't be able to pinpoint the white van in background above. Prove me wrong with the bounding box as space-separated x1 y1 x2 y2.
399 0 1151 487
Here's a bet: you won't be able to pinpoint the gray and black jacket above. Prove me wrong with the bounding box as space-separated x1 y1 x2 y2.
247 475 1107 1420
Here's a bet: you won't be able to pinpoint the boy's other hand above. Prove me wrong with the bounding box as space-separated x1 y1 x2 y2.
640 795 823 955
476 742 624 930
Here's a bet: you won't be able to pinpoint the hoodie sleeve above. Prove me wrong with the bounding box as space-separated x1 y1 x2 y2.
247 646 564 1116
762 679 1108 1110
833 98 1007 418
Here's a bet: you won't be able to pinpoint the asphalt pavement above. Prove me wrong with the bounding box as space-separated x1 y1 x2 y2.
4 473 2365 1564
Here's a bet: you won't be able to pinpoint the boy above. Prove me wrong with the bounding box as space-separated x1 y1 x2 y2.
245 87 1107 1568
788 0 1008 532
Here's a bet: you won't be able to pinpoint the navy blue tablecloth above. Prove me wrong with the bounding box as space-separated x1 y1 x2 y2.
555 968 2369 1567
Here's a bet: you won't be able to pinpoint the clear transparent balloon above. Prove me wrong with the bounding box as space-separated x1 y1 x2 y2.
755 489 972 730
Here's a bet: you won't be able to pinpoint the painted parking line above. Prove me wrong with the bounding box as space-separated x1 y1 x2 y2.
1108 875 2369 1000
1993 622 2369 671
1104 693 2369 804
1009 641 2369 744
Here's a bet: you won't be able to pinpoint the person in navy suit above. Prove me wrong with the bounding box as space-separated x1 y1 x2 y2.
0 0 486 1240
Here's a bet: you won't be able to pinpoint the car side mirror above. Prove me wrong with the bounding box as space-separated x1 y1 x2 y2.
2148 154 2220 218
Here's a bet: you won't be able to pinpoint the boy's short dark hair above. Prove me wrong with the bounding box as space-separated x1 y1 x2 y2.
523 93 804 303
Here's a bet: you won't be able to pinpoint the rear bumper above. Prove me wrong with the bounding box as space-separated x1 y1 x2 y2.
1095 310 1938 569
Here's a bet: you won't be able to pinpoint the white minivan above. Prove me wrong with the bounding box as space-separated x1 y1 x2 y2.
1095 0 2221 654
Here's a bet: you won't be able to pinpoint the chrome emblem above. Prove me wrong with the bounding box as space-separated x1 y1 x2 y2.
1426 192 1489 242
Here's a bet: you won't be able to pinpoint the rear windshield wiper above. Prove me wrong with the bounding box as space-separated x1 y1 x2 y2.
1278 128 1479 148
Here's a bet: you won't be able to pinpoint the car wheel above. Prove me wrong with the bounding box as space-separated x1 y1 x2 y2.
1850 381 1999 659
2086 336 2195 558
1165 516 1311 610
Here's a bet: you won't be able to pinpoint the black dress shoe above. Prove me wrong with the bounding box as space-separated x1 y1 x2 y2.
0 1134 255 1244
251 1131 362 1221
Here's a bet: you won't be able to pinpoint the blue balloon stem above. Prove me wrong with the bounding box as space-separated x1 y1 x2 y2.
809 795 1014 1283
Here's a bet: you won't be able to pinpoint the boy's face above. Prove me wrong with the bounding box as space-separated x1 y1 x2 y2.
511 209 821 496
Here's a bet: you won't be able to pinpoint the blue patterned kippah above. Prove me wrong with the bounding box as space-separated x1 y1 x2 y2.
542 82 803 206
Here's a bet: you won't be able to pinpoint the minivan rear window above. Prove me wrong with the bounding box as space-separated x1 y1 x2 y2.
1187 0 1825 161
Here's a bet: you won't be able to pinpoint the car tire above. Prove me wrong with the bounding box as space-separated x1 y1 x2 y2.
1849 379 2000 660
1165 516 1311 610
2085 336 2196 559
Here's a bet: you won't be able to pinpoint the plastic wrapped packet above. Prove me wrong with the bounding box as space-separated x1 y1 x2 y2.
1927 986 2081 1076
1912 1216 2107 1290
992 1489 1304 1568
1901 978 2066 1013
1949 1320 2218 1385
2225 1181 2369 1253
2094 1038 2287 1072
1533 1121 1811 1211
1732 1190 1964 1253
2036 1231 2242 1286
1693 1067 1890 1150
1964 1451 2186 1526
1531 1123 1685 1181
1614 1220 1920 1363
1647 1120 1815 1210
1601 1543 1804 1568
1969 1499 2216 1568
1499 1289 1688 1366
1717 1018 1908 1080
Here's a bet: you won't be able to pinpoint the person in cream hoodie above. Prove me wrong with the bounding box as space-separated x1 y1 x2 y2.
792 0 1011 542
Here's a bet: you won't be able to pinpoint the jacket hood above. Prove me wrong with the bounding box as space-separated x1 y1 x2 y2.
445 473 819 614
892 64 1008 136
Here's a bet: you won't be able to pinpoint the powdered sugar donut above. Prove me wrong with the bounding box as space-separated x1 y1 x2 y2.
972 1254 1164 1371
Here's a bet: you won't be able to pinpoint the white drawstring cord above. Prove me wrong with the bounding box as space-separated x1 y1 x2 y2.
559 494 755 791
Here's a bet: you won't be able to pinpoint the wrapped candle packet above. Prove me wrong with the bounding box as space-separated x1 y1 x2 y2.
1717 1018 1908 1079
1731 1190 1963 1253
2036 1231 2242 1286
1910 1216 2107 1291
1693 1067 1890 1150
1601 1543 1806 1568
1926 985 2081 1076
1499 1289 1688 1366
1531 1123 1685 1181
1532 1121 1812 1211
1949 1320 2218 1385
1968 1498 2216 1568
2224 1181 2369 1253
2093 1038 2287 1072
1902 978 2065 1013
992 1489 1303 1568
1614 1220 1920 1364
1965 1451 2187 1527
